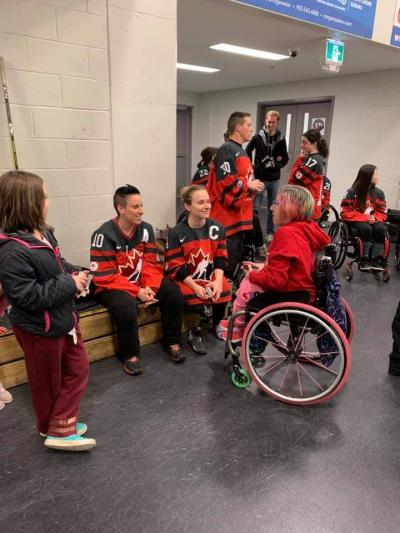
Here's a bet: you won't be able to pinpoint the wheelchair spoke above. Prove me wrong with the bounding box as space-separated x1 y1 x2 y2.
298 355 339 376
278 362 291 392
301 329 329 351
293 317 310 351
267 319 287 346
252 333 287 353
301 350 337 356
296 364 303 397
297 362 325 391
260 358 286 377
285 313 295 347
257 354 287 359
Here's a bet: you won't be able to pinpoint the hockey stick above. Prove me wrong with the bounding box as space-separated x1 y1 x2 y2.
0 57 18 169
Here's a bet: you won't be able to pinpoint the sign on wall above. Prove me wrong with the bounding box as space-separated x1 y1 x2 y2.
390 0 400 47
235 0 377 39
312 117 326 135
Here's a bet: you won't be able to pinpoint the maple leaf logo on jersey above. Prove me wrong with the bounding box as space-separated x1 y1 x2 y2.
118 249 143 283
188 248 212 280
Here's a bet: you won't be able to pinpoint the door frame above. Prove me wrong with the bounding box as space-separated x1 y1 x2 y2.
176 104 193 194
256 96 335 131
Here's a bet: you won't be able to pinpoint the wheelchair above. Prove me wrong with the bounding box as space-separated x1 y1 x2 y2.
387 209 400 272
328 216 390 281
223 249 354 406
319 203 340 231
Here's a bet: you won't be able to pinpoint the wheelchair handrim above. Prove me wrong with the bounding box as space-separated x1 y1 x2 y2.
242 303 352 405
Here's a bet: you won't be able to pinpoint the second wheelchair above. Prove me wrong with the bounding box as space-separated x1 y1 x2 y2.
327 214 390 282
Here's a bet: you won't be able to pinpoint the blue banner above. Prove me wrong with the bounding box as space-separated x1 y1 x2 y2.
390 0 400 47
235 0 377 39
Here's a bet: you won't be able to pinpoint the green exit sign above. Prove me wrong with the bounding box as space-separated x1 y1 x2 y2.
325 39 344 64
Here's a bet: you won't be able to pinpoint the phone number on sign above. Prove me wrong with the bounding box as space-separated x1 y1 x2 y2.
296 4 320 16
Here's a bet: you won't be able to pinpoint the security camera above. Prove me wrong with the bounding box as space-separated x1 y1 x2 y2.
288 49 299 58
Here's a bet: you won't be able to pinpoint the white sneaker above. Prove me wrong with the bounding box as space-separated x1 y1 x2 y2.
44 433 96 452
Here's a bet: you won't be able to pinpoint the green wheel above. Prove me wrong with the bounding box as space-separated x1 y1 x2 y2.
231 368 251 388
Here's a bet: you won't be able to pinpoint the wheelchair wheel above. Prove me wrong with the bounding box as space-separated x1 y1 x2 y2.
231 368 251 388
328 220 348 269
395 240 400 272
341 298 355 344
241 303 351 406
320 204 340 227
345 264 353 281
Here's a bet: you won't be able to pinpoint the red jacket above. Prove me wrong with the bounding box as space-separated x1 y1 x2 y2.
208 140 254 236
249 220 330 300
340 186 387 223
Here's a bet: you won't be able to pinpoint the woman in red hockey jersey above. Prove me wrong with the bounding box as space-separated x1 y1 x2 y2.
166 185 231 355
340 164 387 269
289 128 329 220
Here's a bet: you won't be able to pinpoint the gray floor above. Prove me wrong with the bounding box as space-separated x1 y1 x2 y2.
1 263 400 533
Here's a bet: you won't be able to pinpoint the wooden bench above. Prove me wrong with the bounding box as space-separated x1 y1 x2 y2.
0 305 196 389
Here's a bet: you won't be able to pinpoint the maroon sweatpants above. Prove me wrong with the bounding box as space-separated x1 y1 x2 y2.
13 325 89 437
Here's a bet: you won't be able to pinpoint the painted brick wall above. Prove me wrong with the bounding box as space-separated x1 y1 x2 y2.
0 0 114 266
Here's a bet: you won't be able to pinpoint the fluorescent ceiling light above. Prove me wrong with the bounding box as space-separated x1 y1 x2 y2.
177 63 220 73
210 43 289 61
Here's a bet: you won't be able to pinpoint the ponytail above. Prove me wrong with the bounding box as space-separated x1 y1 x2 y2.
303 129 329 158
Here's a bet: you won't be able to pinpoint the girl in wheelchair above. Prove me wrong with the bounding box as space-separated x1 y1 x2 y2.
165 185 231 355
219 185 330 342
341 164 387 270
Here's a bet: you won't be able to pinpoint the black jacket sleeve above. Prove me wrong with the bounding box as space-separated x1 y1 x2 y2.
245 136 256 161
274 138 289 170
0 250 77 312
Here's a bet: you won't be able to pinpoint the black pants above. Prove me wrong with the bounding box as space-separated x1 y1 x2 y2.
243 214 264 249
349 222 385 258
226 232 245 280
188 301 227 329
95 278 184 360
389 301 400 372
248 290 311 313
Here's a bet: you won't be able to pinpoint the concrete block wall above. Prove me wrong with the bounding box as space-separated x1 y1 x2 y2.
0 0 114 266
108 0 177 230
192 69 400 210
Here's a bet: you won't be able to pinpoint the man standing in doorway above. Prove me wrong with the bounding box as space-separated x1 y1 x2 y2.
246 110 289 242
208 111 264 279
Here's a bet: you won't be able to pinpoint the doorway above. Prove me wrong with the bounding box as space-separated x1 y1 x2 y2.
176 105 192 219
257 98 334 183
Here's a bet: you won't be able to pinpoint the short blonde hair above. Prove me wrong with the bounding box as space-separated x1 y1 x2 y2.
266 110 280 121
277 185 314 221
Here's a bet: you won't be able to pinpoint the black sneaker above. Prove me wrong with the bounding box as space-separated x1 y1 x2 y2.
370 257 383 271
388 365 400 376
164 344 187 363
188 330 207 355
123 356 143 376
359 257 371 271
